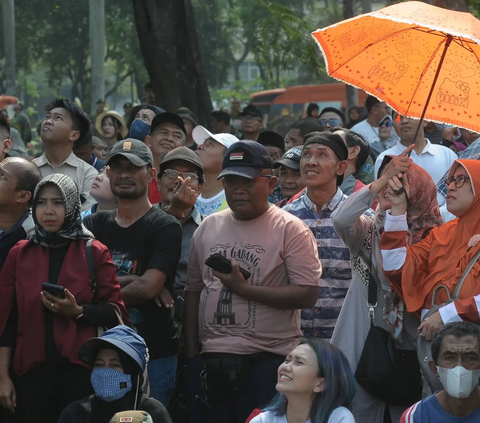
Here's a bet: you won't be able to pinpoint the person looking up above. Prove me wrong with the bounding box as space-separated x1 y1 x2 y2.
193 125 239 217
285 118 324 150
81 167 117 219
92 136 108 161
248 339 356 423
59 325 173 423
95 111 128 151
145 112 186 204
283 132 351 341
240 105 264 141
401 322 480 423
351 96 391 145
33 98 98 211
84 140 183 408
128 105 165 142
318 107 345 131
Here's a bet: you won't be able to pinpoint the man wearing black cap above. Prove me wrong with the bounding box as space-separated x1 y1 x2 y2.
240 105 264 141
283 132 352 341
273 147 305 208
184 141 322 423
145 112 186 204
157 146 204 306
83 139 182 408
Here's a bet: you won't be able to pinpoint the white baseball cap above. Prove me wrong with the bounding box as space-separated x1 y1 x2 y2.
192 125 239 149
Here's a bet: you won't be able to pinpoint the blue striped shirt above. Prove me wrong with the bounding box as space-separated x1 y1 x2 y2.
283 188 352 340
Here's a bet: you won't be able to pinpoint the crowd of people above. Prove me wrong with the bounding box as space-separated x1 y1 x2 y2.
0 88 479 423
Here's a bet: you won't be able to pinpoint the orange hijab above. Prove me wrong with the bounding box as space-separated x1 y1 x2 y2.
402 159 480 312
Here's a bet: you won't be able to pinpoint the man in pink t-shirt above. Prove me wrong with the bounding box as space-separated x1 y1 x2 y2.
184 141 322 423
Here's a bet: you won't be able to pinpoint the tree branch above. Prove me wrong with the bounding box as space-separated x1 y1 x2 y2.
104 69 133 98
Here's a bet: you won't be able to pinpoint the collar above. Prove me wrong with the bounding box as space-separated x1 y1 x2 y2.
396 139 435 156
0 210 30 240
303 187 344 212
90 155 98 167
36 151 78 167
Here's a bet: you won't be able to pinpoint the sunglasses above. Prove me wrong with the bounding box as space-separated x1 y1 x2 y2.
320 118 342 127
379 119 393 128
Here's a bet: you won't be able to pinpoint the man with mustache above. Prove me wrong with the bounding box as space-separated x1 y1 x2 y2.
83 139 182 408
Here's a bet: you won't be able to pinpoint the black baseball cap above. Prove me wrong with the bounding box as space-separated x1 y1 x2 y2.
240 104 263 121
107 138 154 167
303 131 348 186
273 147 302 172
217 140 273 180
159 146 203 175
150 112 186 135
258 131 285 153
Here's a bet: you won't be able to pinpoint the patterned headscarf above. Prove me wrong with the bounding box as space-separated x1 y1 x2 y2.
30 174 94 248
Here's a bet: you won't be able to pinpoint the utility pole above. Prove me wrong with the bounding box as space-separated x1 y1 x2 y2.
89 0 105 112
2 0 16 96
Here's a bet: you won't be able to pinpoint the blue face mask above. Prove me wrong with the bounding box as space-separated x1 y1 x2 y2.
129 119 151 142
91 367 132 402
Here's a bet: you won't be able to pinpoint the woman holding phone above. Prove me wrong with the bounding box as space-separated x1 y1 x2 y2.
0 174 129 423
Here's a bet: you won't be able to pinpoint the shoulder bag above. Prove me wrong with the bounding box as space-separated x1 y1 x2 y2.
355 249 422 406
417 248 480 393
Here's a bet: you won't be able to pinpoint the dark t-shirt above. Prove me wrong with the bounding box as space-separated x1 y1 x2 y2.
84 207 182 359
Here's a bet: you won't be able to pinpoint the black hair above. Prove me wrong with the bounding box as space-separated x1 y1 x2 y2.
365 95 380 113
332 128 370 173
290 117 325 139
0 113 10 140
431 322 480 364
45 98 91 145
319 107 346 126
73 130 93 149
127 105 164 129
7 159 43 207
144 82 153 91
210 109 231 126
307 103 319 117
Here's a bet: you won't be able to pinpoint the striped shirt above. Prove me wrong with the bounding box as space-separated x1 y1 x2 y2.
381 212 480 322
401 394 480 422
283 188 352 340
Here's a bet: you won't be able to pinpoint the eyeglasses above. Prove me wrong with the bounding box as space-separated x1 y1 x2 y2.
379 119 393 128
445 175 471 189
162 169 199 181
320 118 342 127
223 175 272 189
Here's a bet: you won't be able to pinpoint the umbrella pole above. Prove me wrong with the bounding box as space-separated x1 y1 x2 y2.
410 34 453 146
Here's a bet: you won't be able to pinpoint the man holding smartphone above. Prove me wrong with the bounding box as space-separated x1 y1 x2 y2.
184 141 322 423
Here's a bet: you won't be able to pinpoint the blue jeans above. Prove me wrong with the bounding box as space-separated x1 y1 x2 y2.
147 354 178 408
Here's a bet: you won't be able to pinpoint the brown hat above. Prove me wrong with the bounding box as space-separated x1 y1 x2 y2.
109 410 153 423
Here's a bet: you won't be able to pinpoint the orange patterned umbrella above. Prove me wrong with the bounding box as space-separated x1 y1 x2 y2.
312 1 480 133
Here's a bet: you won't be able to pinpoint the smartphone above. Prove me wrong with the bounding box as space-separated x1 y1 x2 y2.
42 282 66 299
205 253 251 280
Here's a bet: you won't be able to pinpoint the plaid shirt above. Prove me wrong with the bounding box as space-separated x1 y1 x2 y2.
283 188 352 340
437 137 480 198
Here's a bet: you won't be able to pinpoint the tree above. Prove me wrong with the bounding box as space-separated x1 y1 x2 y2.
132 0 213 123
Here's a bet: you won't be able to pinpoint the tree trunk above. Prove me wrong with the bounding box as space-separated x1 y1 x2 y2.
2 0 16 96
132 0 212 125
430 0 467 11
89 0 105 112
343 0 358 111
362 0 372 14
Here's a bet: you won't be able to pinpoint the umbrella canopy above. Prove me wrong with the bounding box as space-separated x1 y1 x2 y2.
312 1 480 132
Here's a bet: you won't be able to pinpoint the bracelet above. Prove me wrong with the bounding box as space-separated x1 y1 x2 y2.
164 205 186 220
76 306 84 320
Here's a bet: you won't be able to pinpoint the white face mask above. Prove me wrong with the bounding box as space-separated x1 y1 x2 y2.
437 365 480 399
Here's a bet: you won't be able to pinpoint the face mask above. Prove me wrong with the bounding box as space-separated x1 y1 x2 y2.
129 119 151 142
91 367 132 402
437 365 480 399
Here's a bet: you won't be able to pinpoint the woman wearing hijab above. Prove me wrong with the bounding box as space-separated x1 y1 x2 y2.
59 325 172 423
330 148 443 423
381 159 480 341
0 174 129 423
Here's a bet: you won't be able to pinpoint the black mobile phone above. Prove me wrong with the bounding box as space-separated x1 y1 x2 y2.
205 253 251 280
42 282 66 299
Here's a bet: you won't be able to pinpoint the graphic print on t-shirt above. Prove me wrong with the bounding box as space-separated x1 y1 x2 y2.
110 250 138 276
202 242 265 339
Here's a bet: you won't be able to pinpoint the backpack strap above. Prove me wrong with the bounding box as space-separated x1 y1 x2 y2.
453 248 480 299
86 239 97 304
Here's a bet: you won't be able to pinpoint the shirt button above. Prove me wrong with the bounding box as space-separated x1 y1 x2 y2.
317 220 322 224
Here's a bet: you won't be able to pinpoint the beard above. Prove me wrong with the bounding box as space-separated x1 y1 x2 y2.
111 184 148 200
